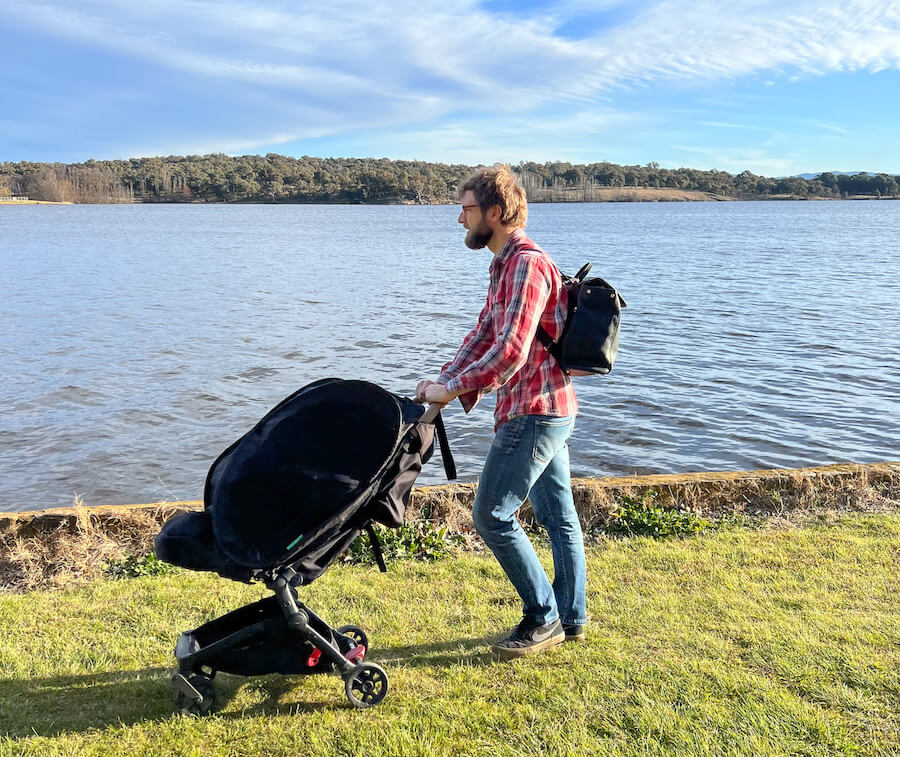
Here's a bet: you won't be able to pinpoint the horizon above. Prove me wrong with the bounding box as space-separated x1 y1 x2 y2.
2 1 899 175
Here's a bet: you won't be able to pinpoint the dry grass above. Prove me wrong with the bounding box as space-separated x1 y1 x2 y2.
408 465 900 532
569 465 900 529
0 498 198 593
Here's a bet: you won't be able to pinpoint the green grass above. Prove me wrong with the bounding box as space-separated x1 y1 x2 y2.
1 514 897 756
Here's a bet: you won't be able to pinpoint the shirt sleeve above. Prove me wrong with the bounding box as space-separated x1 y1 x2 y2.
435 296 494 413
444 253 552 398
437 295 494 384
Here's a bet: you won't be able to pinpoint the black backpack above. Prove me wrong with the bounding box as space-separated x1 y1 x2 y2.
537 263 626 376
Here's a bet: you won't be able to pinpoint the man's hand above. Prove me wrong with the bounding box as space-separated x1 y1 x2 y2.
422 383 457 404
415 379 439 402
416 379 465 404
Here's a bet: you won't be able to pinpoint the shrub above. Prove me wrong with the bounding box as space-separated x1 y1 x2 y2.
104 553 180 579
348 521 464 565
606 491 712 538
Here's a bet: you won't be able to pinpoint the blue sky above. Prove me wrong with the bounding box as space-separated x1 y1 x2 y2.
2 0 899 175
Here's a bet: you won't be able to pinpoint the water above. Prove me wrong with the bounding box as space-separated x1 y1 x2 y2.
2 201 898 511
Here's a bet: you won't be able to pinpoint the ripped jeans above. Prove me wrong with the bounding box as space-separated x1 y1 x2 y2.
472 414 586 626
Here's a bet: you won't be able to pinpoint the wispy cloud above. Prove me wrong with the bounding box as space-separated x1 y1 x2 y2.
700 121 770 131
671 145 800 174
2 0 899 160
9 1 900 100
805 120 850 135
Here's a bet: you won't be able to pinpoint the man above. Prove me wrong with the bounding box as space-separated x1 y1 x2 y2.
416 165 587 660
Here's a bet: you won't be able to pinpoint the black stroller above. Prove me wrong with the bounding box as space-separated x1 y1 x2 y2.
154 378 454 712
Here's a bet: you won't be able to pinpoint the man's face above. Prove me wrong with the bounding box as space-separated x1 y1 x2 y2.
458 190 492 250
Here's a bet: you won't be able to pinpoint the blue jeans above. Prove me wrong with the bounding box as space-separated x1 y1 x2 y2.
472 414 587 626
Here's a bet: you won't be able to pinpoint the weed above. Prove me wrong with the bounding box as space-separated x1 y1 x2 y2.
348 521 465 564
606 490 712 538
103 553 180 579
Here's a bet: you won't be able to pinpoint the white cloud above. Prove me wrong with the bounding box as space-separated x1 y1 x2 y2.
338 108 642 164
671 145 802 174
805 120 850 135
3 0 899 156
10 1 899 97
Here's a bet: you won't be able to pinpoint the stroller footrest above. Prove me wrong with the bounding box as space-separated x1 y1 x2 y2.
171 672 203 703
345 645 366 664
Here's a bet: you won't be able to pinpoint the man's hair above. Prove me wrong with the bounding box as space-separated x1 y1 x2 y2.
459 164 528 228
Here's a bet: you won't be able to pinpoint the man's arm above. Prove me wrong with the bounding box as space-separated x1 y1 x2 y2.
437 294 494 384
419 292 495 411
444 253 552 397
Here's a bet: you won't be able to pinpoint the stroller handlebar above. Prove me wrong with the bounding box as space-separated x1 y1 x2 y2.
419 402 447 424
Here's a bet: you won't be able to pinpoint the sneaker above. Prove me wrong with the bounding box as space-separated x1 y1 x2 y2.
491 617 565 660
563 623 586 642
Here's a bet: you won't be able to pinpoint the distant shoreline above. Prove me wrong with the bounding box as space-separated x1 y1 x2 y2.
3 188 898 206
3 193 896 205
5 155 897 204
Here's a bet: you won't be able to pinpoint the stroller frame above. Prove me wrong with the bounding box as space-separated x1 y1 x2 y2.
164 399 447 713
171 565 385 712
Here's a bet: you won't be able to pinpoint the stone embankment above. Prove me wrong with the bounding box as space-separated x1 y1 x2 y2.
2 462 898 592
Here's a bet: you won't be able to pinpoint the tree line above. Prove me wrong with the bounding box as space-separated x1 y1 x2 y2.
1 154 897 204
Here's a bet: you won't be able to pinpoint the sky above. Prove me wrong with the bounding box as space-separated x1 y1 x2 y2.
2 0 899 175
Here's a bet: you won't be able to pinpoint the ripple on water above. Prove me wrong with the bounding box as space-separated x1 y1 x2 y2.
2 202 899 509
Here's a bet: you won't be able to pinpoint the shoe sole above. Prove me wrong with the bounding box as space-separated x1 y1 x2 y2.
564 632 586 642
492 633 565 660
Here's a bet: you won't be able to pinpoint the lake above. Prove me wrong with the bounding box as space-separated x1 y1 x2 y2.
2 201 898 512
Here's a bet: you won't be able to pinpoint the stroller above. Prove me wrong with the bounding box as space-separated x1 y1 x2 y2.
154 378 455 712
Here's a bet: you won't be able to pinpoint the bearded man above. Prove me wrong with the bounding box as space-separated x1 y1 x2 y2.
416 165 587 659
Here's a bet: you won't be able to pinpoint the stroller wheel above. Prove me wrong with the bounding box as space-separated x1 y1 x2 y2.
335 625 369 650
343 663 388 709
172 671 217 717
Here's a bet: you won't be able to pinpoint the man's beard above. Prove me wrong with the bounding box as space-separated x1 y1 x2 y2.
465 219 492 250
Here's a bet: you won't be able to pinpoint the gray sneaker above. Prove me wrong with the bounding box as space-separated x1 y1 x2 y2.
563 623 586 642
492 617 565 660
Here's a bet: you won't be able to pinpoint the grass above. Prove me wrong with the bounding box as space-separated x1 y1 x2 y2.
0 514 897 756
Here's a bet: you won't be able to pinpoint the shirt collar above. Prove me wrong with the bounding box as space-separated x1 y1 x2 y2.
492 228 527 269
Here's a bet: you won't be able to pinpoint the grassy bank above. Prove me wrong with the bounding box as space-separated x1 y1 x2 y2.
4 463 898 593
1 513 897 756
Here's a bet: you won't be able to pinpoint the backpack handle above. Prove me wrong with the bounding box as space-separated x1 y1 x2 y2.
574 262 593 282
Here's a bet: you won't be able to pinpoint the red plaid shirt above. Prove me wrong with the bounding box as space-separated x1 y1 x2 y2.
440 229 577 429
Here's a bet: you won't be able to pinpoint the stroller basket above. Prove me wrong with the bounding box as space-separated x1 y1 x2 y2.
155 379 454 711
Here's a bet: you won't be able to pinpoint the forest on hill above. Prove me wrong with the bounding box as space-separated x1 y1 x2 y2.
1 154 898 204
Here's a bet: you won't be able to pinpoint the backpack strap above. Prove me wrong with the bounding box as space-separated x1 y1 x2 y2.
434 411 457 480
536 324 555 351
536 262 594 353
366 523 388 572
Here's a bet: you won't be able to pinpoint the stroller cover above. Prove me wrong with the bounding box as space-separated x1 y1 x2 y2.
156 378 454 584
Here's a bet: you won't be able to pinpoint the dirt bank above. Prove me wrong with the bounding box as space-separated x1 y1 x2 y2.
2 461 898 592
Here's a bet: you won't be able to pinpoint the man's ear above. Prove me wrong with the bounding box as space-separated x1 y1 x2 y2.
487 204 502 223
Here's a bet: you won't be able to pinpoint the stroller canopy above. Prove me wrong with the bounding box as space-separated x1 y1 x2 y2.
207 379 406 568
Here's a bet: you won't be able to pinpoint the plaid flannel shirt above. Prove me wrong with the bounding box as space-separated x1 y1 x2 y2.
440 229 577 430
